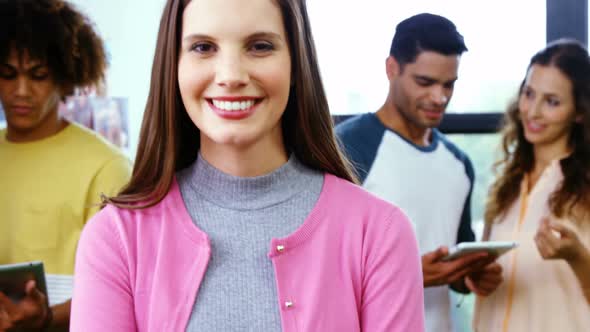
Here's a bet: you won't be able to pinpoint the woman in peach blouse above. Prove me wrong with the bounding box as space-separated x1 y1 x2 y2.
474 39 590 332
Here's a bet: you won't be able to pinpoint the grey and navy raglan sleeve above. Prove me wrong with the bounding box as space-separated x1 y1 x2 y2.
335 113 386 184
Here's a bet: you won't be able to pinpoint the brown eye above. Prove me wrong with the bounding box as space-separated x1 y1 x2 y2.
190 42 216 54
546 98 560 107
249 41 274 53
522 88 534 99
415 78 434 87
0 66 16 80
31 70 49 80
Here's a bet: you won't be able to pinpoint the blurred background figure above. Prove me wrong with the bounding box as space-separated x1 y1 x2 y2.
475 39 590 332
0 0 131 330
93 98 128 149
336 13 502 332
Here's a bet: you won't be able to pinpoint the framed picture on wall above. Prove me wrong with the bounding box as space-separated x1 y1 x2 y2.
59 95 94 130
91 97 129 150
59 96 129 151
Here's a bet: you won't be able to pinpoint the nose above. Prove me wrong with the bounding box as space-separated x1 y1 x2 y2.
529 102 543 120
523 97 542 119
15 76 31 97
431 86 449 106
215 52 249 89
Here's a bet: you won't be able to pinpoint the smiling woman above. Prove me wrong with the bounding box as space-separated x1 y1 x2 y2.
476 39 590 332
177 0 293 175
70 0 425 331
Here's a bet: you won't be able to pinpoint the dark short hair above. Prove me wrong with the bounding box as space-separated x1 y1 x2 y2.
0 0 107 95
389 13 467 67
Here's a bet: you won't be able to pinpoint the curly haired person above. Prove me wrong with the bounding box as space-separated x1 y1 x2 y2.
0 0 131 330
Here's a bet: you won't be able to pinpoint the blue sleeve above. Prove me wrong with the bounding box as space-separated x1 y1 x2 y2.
335 113 386 184
457 156 476 243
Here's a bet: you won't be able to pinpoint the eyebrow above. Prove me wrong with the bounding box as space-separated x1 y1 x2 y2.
523 85 563 98
413 75 457 85
247 32 283 41
0 63 46 72
182 31 284 44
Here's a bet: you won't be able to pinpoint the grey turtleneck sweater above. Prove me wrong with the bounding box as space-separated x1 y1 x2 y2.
177 154 324 332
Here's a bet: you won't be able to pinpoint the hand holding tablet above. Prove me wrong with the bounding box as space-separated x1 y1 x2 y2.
0 261 47 302
0 261 51 329
442 241 518 261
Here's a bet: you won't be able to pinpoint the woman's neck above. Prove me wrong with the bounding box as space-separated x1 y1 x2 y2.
529 141 571 190
532 141 571 174
200 136 289 178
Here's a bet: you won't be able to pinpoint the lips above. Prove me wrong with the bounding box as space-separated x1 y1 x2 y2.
206 97 263 120
525 121 546 133
211 99 256 112
10 105 33 116
421 108 444 120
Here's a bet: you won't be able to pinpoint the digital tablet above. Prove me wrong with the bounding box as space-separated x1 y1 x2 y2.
442 241 518 261
0 261 47 302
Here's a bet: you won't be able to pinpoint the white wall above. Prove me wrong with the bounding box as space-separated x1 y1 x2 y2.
70 0 167 157
72 0 545 156
308 0 545 115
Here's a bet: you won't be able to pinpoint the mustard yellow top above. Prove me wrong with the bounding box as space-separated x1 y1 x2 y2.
474 160 590 332
0 123 131 274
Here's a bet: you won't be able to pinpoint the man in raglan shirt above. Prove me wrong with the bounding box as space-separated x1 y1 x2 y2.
336 13 503 332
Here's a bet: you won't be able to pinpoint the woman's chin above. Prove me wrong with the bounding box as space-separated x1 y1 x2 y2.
205 132 259 149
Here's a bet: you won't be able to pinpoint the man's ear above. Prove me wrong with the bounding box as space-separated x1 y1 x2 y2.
386 56 400 81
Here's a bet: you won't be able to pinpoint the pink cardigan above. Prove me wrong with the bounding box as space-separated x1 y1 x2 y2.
70 174 425 331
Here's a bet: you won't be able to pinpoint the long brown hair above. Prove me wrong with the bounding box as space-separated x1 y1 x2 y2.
485 39 590 225
107 0 358 209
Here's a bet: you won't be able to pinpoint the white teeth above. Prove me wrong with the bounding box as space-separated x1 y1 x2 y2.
528 122 543 130
212 99 255 111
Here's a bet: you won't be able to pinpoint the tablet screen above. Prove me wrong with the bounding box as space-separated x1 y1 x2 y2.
0 261 47 302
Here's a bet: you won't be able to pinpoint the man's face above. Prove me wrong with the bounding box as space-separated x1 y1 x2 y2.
388 51 460 129
0 48 62 137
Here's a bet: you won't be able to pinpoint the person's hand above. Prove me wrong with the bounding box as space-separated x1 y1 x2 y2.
0 280 50 331
535 216 589 263
465 262 503 296
422 246 492 287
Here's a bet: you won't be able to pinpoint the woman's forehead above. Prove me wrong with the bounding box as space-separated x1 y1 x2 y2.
181 0 285 35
